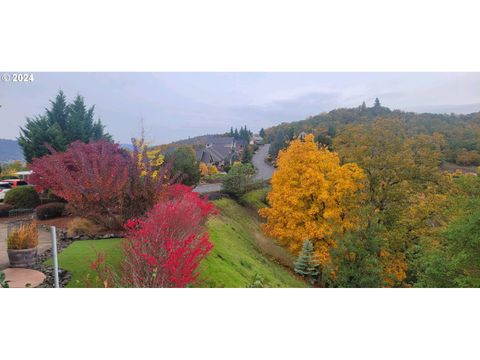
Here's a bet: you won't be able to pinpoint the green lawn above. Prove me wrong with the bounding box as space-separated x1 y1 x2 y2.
44 239 122 288
46 197 305 288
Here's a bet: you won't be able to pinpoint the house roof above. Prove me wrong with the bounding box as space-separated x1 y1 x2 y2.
196 145 233 163
205 136 234 145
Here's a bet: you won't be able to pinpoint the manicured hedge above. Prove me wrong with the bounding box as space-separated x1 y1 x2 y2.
36 202 65 220
4 186 40 209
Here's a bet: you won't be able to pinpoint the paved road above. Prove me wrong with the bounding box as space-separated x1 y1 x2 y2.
252 144 274 180
194 144 274 194
193 182 222 194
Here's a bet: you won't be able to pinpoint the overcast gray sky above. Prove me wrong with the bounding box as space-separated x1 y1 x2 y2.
1 72 480 144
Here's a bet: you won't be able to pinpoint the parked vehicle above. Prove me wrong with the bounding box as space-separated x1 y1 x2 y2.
0 182 12 201
3 179 29 187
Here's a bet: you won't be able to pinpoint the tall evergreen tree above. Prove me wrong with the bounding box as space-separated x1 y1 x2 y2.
374 98 381 107
259 128 266 138
18 91 111 162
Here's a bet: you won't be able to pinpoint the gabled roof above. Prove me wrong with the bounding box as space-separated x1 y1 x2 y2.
196 146 233 163
205 136 234 146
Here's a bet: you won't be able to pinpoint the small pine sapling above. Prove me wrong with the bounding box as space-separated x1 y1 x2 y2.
294 240 320 285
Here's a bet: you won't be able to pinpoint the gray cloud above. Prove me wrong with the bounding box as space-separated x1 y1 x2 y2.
1 72 480 144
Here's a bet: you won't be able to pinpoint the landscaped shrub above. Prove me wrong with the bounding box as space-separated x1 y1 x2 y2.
165 146 200 186
67 217 102 237
0 204 14 217
4 186 40 209
29 139 176 230
202 173 227 183
93 185 217 287
222 163 257 198
47 189 66 202
36 202 65 220
7 221 39 250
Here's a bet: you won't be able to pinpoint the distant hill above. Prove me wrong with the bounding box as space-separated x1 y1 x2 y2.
152 133 229 155
264 102 480 165
0 139 24 163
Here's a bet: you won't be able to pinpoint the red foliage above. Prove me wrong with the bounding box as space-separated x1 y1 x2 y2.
29 140 174 229
96 185 217 288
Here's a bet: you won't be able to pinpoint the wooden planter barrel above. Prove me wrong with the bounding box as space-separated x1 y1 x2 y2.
7 247 38 268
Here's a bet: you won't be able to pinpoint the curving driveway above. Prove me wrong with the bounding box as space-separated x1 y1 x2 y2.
252 144 274 181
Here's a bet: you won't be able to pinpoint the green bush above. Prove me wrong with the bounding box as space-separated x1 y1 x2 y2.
222 163 257 198
166 146 201 186
4 186 40 209
202 173 227 184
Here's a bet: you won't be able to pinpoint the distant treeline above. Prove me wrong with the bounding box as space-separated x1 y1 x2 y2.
265 99 480 166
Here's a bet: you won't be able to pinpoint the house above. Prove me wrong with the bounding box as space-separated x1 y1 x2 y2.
249 134 263 145
195 136 243 169
297 131 307 140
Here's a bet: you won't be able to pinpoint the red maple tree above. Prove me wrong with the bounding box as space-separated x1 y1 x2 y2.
29 140 174 229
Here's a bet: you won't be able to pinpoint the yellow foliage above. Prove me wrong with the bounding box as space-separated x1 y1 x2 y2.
133 138 164 178
208 164 219 175
7 221 39 250
380 250 408 286
199 162 209 177
259 134 366 265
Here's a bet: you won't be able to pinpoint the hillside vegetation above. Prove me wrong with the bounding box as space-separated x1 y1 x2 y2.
47 198 305 288
198 198 305 287
265 100 480 167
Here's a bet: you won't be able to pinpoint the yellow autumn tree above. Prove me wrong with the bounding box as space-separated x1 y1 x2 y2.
199 162 209 177
132 138 164 178
259 134 366 265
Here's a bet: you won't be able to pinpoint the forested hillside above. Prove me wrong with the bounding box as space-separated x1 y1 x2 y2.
265 99 480 166
258 101 480 287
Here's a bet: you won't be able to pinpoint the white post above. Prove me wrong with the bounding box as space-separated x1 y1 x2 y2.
51 226 60 288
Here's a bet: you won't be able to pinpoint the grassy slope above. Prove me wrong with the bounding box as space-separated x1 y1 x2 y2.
46 196 304 288
198 198 305 287
240 186 271 210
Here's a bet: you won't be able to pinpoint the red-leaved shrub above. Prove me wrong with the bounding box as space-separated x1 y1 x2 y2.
36 202 65 220
93 185 217 287
29 140 175 229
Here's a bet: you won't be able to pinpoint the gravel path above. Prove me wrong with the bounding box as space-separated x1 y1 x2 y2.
193 183 222 194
